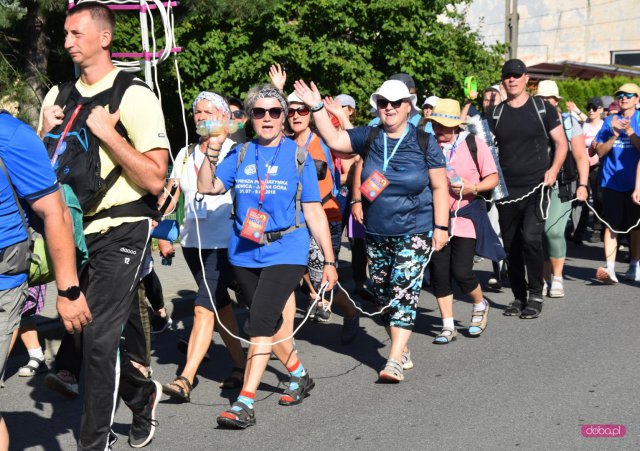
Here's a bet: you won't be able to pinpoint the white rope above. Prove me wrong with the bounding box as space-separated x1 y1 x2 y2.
190 195 330 347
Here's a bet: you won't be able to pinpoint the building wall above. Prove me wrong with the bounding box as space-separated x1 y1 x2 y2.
466 0 640 65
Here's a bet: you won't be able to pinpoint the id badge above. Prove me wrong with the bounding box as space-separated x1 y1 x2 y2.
240 208 269 243
360 170 389 202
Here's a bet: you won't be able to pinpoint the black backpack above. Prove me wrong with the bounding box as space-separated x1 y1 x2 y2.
364 125 433 160
492 96 577 187
42 71 159 219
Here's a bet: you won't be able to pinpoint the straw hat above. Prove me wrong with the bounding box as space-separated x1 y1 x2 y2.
429 99 462 127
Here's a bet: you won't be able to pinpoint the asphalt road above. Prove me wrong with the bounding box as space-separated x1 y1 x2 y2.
1 239 639 450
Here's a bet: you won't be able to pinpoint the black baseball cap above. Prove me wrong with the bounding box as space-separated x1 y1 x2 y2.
227 97 243 109
586 97 603 109
501 59 527 77
390 73 416 91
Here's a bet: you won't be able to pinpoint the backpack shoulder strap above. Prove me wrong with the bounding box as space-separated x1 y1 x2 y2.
532 96 549 135
0 154 30 241
236 141 251 171
491 102 505 129
230 141 253 220
363 126 382 159
416 128 430 159
294 145 308 227
465 133 483 179
109 71 151 112
53 81 77 109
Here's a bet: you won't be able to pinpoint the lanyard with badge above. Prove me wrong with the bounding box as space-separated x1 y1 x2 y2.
360 126 409 201
240 138 283 243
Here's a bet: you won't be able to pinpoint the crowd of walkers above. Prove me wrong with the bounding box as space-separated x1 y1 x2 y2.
1 2 640 449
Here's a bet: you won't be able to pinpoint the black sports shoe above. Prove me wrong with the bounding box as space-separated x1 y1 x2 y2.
129 380 162 448
503 299 524 316
520 299 543 319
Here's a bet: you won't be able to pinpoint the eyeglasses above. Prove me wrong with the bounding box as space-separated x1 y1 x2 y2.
616 92 636 100
287 107 310 118
586 105 601 112
501 73 524 81
376 98 404 109
251 107 283 119
232 110 246 119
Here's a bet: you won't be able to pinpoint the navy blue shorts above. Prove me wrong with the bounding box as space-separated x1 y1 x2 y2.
182 247 233 311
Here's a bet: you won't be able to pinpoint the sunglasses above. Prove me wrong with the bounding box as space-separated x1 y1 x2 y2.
501 73 524 80
287 107 310 118
377 98 404 109
586 105 601 112
232 110 246 119
616 92 636 100
251 107 283 120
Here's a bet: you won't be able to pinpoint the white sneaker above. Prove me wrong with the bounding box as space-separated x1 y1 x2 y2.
623 265 640 282
548 277 565 298
543 278 549 296
596 267 618 285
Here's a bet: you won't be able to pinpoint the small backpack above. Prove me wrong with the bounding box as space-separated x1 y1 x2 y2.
43 71 159 220
232 141 308 243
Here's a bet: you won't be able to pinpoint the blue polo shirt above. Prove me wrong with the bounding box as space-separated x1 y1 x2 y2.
346 124 445 236
595 111 640 192
216 137 321 268
0 113 59 289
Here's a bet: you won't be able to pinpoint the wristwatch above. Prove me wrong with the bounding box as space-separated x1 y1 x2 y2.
58 285 82 301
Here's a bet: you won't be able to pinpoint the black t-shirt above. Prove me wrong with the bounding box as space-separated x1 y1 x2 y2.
488 96 561 191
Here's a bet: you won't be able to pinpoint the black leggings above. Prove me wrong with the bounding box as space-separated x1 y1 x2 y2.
233 264 306 337
429 236 480 298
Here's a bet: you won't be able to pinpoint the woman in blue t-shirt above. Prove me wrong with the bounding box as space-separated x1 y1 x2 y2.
196 84 338 429
293 79 449 383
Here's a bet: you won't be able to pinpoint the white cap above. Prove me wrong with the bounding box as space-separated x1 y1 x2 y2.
422 95 439 108
287 92 304 104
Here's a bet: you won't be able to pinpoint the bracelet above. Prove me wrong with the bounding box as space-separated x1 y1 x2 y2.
323 261 337 267
310 102 324 113
578 184 588 189
434 224 449 231
472 184 478 195
350 199 362 205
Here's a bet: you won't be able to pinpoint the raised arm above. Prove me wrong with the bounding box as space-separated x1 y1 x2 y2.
196 135 229 195
268 64 287 92
293 80 354 153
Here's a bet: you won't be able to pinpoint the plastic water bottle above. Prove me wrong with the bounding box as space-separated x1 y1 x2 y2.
196 120 240 137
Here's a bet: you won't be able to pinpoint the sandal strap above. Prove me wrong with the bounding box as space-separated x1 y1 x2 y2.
175 375 193 391
23 357 45 370
229 400 253 418
383 358 403 374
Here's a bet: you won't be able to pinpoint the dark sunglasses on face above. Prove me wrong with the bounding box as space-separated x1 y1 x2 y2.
501 73 524 80
251 107 283 119
586 105 601 112
616 92 636 100
287 107 310 118
377 98 404 109
232 110 246 119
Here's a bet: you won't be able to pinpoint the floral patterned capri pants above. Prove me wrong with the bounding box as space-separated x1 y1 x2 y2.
366 233 431 329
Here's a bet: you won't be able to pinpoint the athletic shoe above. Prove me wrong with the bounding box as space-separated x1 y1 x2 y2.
150 314 172 334
548 277 565 298
129 380 162 448
44 370 79 397
486 276 502 291
314 303 332 323
623 265 640 282
596 267 618 285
